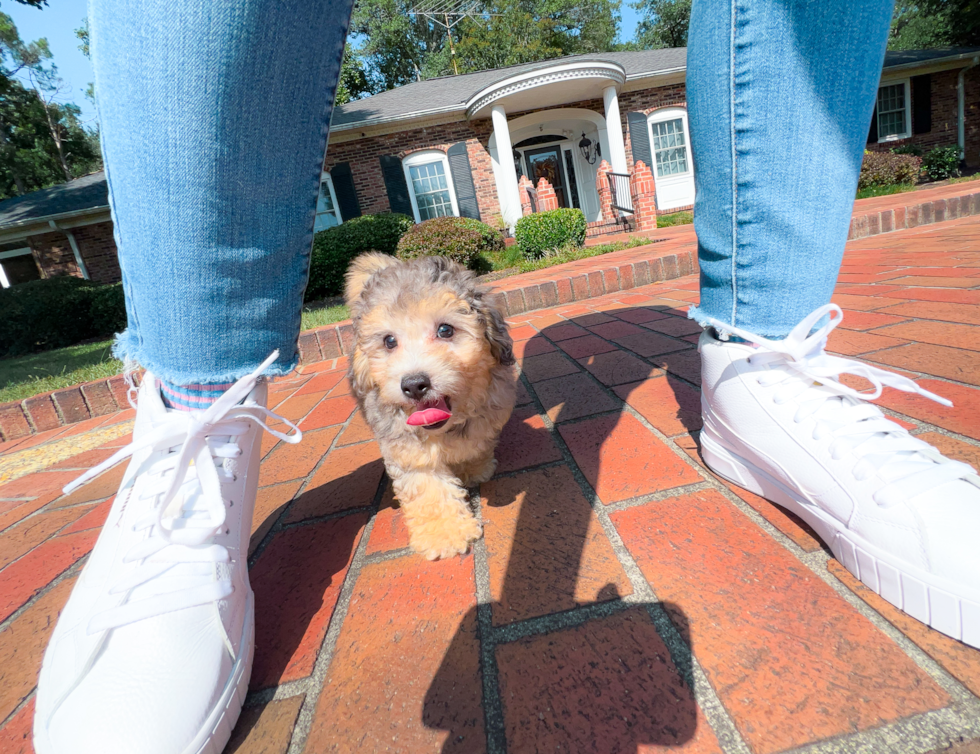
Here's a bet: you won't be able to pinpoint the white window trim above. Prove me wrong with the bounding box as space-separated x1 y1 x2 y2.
314 171 342 231
402 150 459 223
647 107 693 179
877 78 912 143
0 247 33 289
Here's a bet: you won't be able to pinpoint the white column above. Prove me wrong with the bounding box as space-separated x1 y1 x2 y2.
603 85 628 175
491 104 522 228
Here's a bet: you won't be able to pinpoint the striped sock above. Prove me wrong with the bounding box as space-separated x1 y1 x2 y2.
158 379 236 412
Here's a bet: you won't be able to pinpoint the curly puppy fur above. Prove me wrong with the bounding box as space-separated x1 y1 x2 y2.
345 253 517 560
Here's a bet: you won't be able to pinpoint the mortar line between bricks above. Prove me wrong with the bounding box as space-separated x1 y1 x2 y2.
0 492 112 539
0 555 88 730
247 391 361 569
779 705 980 754
798 548 980 710
284 470 385 754
243 676 312 707
472 496 508 754
513 368 752 754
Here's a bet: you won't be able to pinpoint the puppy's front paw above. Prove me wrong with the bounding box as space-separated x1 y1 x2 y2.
409 511 482 561
458 457 497 487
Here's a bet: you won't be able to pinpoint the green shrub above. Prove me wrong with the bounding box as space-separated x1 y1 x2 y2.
891 144 923 157
514 208 587 259
922 145 963 181
0 276 127 357
85 283 128 335
396 216 503 269
858 151 921 189
307 213 414 300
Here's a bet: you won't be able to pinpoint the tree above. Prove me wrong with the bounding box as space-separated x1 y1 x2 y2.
348 0 621 91
0 12 100 198
632 0 690 49
888 1 980 49
336 45 374 105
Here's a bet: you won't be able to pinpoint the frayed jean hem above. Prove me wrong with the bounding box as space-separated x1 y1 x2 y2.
112 329 300 386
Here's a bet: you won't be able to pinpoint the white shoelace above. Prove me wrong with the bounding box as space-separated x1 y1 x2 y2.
64 351 302 634
700 305 980 508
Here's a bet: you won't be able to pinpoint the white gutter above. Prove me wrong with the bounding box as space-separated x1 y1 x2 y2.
49 219 90 280
958 56 979 159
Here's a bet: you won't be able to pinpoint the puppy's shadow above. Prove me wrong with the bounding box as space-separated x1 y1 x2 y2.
423 312 704 752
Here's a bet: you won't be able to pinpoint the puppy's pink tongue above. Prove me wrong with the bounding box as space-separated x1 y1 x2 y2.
407 398 452 426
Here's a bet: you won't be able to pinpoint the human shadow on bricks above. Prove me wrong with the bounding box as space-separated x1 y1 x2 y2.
424 317 707 752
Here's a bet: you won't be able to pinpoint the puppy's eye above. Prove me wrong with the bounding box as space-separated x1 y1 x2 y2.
436 324 454 339
384 335 397 350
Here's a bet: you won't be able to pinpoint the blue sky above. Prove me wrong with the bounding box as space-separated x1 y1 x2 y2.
2 0 642 125
4 0 95 122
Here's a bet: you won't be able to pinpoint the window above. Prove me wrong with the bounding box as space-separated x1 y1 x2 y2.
877 81 910 141
403 151 458 222
0 247 40 288
651 118 689 176
314 172 342 232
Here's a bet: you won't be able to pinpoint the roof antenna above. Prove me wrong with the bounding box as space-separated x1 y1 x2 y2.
408 0 497 75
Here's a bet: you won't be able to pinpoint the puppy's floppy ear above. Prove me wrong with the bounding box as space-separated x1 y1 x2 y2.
345 252 399 307
473 290 515 367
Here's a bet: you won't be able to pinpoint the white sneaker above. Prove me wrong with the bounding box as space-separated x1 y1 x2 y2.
697 305 980 648
33 352 301 754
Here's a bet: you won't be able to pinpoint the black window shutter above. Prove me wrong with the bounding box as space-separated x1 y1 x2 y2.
379 155 414 216
912 74 932 134
867 104 879 144
627 112 653 169
446 142 481 220
329 162 361 221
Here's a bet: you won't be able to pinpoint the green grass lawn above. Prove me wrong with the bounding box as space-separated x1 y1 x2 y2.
0 340 122 404
856 183 916 200
657 210 694 227
301 303 349 330
0 302 353 405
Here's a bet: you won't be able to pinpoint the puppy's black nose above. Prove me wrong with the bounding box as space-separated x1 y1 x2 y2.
401 373 431 401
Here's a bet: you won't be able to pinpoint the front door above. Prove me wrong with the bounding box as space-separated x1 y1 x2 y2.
524 146 568 208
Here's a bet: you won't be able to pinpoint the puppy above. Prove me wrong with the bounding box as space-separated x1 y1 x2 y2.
344 253 517 560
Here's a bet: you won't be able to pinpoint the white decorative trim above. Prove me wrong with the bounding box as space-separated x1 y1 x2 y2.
466 62 626 119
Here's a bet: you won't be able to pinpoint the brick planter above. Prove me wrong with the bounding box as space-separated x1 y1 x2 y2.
3 183 979 442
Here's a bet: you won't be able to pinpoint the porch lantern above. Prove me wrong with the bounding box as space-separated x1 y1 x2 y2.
579 132 600 165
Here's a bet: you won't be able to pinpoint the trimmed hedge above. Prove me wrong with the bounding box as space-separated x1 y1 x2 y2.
396 216 503 268
922 145 962 181
307 213 414 300
858 151 921 189
514 208 587 259
0 276 127 357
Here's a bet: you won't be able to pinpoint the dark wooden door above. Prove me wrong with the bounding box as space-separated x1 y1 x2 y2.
524 146 568 208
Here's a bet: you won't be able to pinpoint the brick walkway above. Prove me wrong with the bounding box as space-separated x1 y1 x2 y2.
2 216 980 754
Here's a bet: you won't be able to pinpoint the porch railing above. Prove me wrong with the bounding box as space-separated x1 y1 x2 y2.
525 183 538 214
607 172 634 215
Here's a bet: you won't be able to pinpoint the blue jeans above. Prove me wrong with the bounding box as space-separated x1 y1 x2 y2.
91 0 354 384
92 0 893 383
686 0 895 338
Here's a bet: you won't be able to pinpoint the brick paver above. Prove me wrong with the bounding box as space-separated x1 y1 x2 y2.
2 215 980 752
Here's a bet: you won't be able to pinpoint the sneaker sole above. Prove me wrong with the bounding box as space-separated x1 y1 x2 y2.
33 592 255 754
700 428 980 649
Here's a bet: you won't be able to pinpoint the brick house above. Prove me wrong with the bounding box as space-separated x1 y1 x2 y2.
1 46 977 287
0 172 118 287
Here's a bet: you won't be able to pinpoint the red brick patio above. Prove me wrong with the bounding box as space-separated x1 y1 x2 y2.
2 216 980 754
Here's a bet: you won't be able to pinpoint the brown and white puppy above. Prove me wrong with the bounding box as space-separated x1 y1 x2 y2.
344 253 517 560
